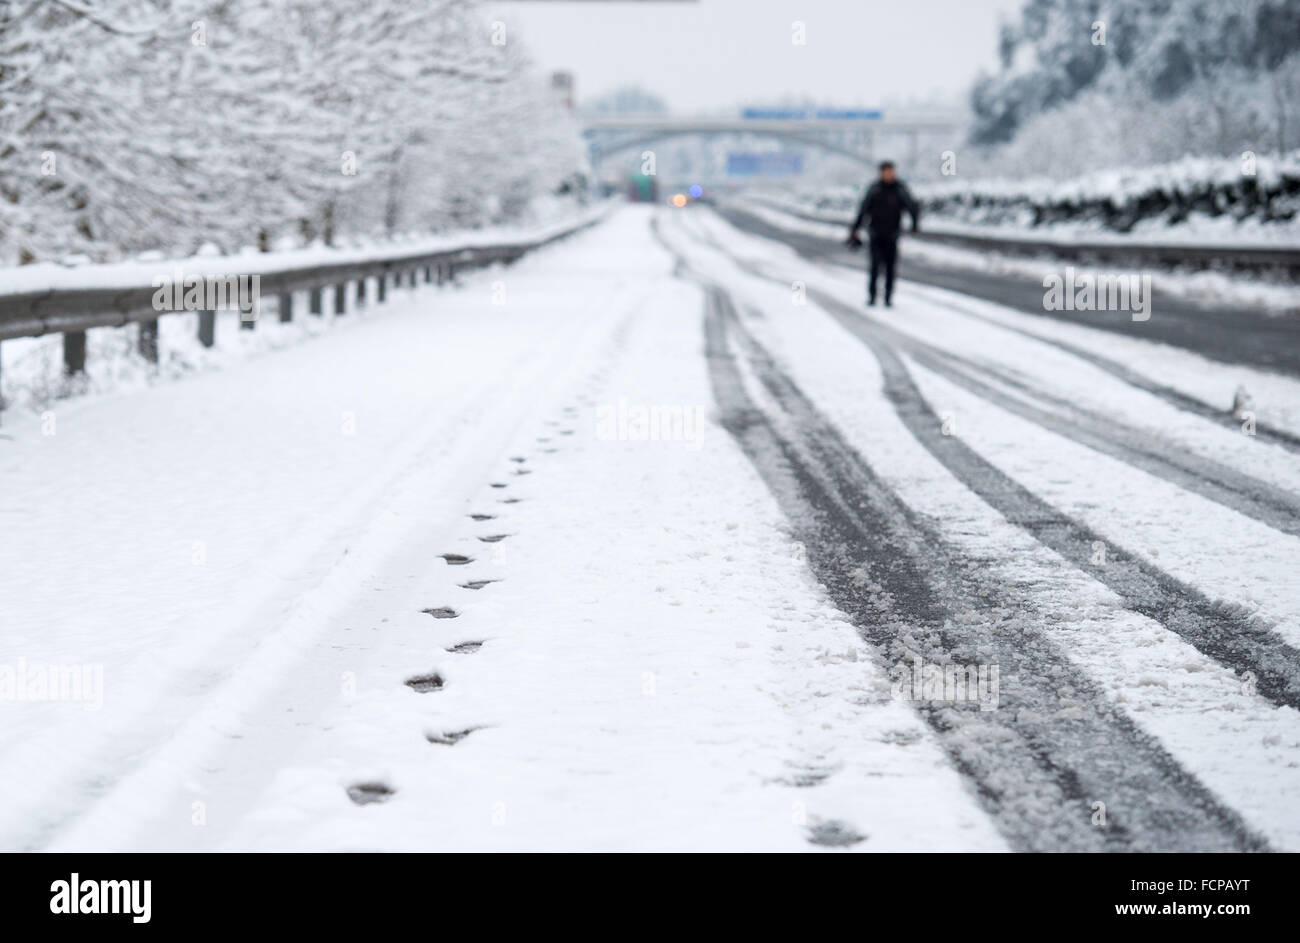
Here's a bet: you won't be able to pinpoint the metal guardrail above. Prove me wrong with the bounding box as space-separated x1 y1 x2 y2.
0 215 602 381
750 200 1300 279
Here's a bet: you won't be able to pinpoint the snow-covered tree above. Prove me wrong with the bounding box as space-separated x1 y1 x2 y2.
0 0 585 263
969 0 1300 162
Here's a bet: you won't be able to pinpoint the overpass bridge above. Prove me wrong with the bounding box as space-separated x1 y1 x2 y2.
581 109 962 174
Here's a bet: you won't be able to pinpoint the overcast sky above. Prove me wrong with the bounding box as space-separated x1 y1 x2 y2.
490 0 1025 112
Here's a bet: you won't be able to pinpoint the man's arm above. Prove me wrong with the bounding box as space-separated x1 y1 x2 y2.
900 182 920 232
847 185 876 246
850 184 877 232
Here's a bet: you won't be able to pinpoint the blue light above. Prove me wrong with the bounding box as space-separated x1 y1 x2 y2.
689 185 703 199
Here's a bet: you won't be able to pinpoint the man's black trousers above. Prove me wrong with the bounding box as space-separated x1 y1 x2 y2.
868 233 899 303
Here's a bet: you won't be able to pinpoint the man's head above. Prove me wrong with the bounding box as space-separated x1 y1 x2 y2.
879 161 897 183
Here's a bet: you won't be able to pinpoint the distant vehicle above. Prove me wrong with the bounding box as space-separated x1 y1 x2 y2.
627 174 658 203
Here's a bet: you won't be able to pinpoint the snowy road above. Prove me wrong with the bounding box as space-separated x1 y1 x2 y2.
720 202 1300 376
3 205 1299 851
658 207 1300 851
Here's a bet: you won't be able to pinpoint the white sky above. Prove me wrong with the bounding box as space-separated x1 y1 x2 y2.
490 0 1025 112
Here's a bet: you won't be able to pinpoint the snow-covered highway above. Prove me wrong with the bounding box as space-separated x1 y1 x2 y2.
2 205 1298 851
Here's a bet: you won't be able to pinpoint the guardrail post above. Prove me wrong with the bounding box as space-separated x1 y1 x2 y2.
138 319 159 362
279 292 293 323
436 264 445 285
377 273 387 303
309 287 323 316
63 331 87 375
197 310 216 347
356 277 367 306
424 265 432 283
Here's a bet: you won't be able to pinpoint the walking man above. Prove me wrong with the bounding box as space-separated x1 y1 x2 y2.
846 161 920 307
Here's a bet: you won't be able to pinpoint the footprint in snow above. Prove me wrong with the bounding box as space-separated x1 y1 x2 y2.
405 673 445 693
426 728 482 746
805 820 866 848
422 607 459 619
779 766 834 788
346 782 395 805
445 640 483 654
441 554 474 565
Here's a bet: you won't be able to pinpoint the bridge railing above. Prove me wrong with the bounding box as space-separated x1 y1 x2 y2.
0 212 604 387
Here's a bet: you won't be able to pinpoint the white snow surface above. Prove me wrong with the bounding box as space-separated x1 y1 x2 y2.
5 202 1299 852
1 206 1003 852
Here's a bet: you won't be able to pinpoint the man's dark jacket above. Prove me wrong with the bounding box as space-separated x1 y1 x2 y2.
851 180 920 237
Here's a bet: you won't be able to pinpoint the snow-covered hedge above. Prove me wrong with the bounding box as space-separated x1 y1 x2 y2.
918 153 1300 232
790 153 1300 235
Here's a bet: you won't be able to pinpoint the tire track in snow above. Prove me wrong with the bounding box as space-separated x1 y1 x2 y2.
812 284 1300 714
892 336 1300 539
659 220 1267 852
687 210 1300 536
896 288 1300 459
684 210 1300 713
714 285 1266 852
715 201 1300 376
716 202 1300 454
683 217 1300 714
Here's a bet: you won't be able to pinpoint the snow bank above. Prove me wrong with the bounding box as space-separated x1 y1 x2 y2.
0 203 613 417
768 152 1300 243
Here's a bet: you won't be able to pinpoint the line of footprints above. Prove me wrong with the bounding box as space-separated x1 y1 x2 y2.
346 408 583 808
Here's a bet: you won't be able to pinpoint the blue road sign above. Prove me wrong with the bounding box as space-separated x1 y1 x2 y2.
740 107 883 121
726 152 804 177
